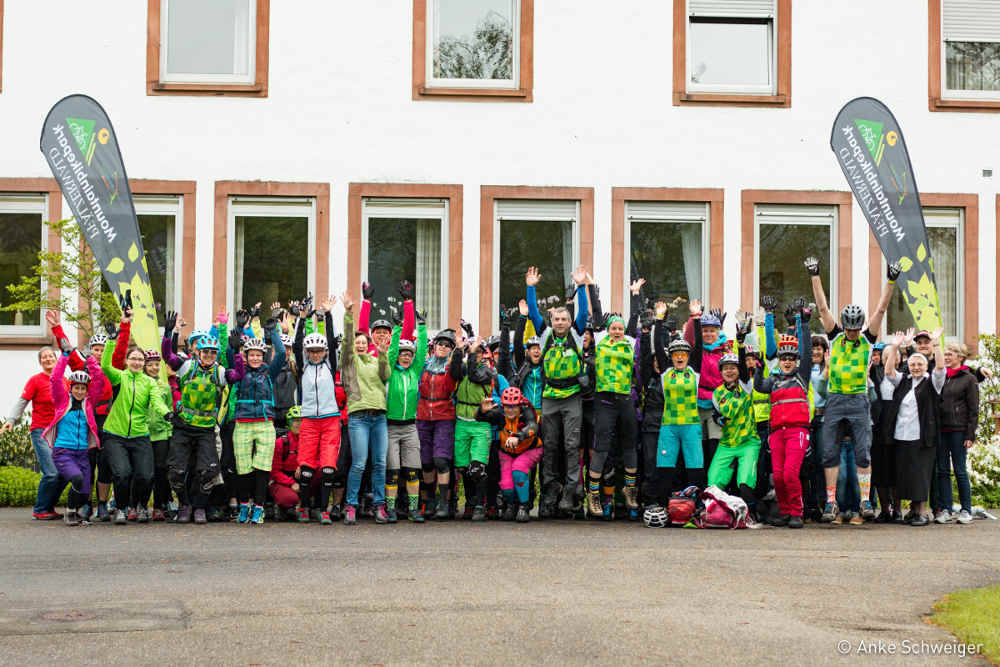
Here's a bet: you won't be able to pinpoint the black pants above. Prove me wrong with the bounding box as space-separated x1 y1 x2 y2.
149 438 172 509
103 433 154 509
639 429 668 505
755 421 772 499
219 420 237 496
591 392 638 475
167 423 219 509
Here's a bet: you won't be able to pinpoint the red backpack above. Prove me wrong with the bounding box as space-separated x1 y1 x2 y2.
667 486 699 526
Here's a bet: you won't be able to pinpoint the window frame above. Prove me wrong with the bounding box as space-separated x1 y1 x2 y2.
412 0 534 102
929 0 1000 112
0 0 5 94
685 16 776 96
133 195 184 319
426 0 520 91
673 0 791 107
146 0 270 97
0 194 49 338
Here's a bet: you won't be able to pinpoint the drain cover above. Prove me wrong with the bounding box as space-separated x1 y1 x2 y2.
39 611 96 622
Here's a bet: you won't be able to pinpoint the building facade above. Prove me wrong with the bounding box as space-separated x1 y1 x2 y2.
0 0 996 411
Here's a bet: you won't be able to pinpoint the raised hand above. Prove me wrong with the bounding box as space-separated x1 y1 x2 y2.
499 306 510 326
288 300 300 317
525 266 540 287
216 304 228 324
45 310 59 329
930 327 944 343
654 301 667 319
803 256 820 277
571 265 587 286
887 261 902 282
362 281 375 300
784 304 797 328
415 309 426 326
340 291 354 312
760 295 777 313
689 298 703 316
322 296 337 313
800 303 812 324
250 302 262 319
400 280 414 301
518 299 529 317
119 292 133 321
270 302 283 319
709 308 726 326
792 296 807 313
460 319 475 340
735 313 752 341
665 315 678 331
164 310 178 334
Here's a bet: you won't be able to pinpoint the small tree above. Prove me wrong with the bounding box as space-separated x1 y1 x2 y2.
971 334 1000 507
1 217 120 342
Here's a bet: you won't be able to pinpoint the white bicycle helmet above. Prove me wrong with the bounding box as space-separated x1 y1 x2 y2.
68 370 91 386
279 333 293 348
717 352 740 371
243 338 267 352
398 339 416 354
303 333 327 350
88 333 109 347
643 505 668 528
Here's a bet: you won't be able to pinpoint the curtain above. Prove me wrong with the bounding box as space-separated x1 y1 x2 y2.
561 221 573 290
680 224 702 302
930 227 958 333
946 42 1000 91
234 217 245 312
416 220 442 329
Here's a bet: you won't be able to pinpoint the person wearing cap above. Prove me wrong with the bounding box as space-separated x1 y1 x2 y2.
806 255 897 523
935 341 979 525
43 329 106 526
752 309 813 528
385 314 429 522
475 387 541 523
880 328 945 526
682 298 730 472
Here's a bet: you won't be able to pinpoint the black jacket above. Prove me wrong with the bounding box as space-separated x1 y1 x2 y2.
938 367 979 441
882 374 940 449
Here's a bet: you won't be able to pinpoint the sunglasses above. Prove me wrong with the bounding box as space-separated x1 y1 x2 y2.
435 341 455 349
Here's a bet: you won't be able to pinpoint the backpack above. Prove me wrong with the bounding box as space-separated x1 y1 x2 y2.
696 486 750 529
667 485 699 526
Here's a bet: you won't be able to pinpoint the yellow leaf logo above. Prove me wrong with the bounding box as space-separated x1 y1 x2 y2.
128 243 139 262
916 244 927 262
106 257 124 274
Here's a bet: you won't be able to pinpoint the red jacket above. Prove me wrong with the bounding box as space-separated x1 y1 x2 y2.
50 324 113 416
270 431 299 487
416 350 463 421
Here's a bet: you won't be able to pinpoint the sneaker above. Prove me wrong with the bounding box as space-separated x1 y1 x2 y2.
910 513 929 527
586 490 602 518
238 502 251 524
462 504 474 520
114 509 127 525
126 507 138 522
558 486 576 514
770 514 791 527
849 513 864 526
424 498 438 518
788 515 804 529
874 511 893 523
501 505 516 521
136 506 150 523
64 510 80 526
409 505 425 523
296 507 310 523
471 505 487 522
956 509 973 524
934 509 953 524
516 504 530 523
485 506 498 520
821 502 839 523
860 500 875 520
31 511 59 520
193 508 207 524
434 499 450 521
448 497 458 519
386 507 398 524
319 511 332 525
78 504 92 522
250 505 264 525
96 502 111 522
329 504 342 521
602 501 614 521
622 485 639 510
206 507 224 522
831 512 845 525
176 505 192 523
343 505 357 525
374 504 389 524
152 508 166 522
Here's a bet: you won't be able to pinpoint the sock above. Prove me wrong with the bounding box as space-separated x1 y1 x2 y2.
858 473 871 504
405 474 420 499
513 470 530 504
602 485 615 500
826 485 837 505
588 478 601 495
408 494 420 511
437 483 449 504
624 472 637 488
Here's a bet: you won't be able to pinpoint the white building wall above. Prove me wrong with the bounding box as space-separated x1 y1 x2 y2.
0 0 996 411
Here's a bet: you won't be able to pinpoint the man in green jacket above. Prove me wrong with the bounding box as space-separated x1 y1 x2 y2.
385 318 429 522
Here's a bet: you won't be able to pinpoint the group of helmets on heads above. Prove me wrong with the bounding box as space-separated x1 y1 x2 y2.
24 254 983 530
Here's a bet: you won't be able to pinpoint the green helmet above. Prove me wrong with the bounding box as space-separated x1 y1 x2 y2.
286 405 302 420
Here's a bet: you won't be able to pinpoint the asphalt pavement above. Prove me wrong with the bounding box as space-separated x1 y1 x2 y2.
0 508 998 665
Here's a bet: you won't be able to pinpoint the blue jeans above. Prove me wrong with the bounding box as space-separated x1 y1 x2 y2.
31 428 66 514
836 438 861 513
937 430 972 513
346 413 387 508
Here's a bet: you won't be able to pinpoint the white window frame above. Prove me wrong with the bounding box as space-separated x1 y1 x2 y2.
686 1 777 95
881 207 964 342
159 0 257 85
754 204 837 311
227 197 316 314
941 0 1000 101
0 194 48 337
361 198 450 332
623 201 710 321
426 0 521 90
133 195 183 316
491 200 580 331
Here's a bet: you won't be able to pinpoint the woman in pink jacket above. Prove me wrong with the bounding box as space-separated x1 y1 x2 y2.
43 351 106 526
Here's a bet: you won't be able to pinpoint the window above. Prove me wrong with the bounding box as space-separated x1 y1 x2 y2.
413 0 533 100
0 194 46 333
942 0 1000 101
148 0 269 96
626 202 708 323
362 199 448 331
134 196 182 316
673 0 790 106
886 208 963 340
494 200 579 318
228 198 314 312
755 205 836 334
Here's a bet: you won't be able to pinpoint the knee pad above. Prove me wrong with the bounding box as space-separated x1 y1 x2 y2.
468 461 487 483
386 469 400 486
320 467 335 487
299 466 315 483
168 468 187 488
433 457 450 475
68 474 85 495
421 462 435 474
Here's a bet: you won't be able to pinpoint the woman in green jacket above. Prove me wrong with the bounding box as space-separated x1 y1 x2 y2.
385 319 428 522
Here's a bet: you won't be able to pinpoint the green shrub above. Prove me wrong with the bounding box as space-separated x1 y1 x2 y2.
0 417 35 469
0 465 70 507
972 335 1000 508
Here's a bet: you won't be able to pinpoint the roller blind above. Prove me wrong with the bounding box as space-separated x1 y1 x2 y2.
756 204 835 226
943 0 1000 43
627 201 707 222
689 0 776 19
496 200 577 221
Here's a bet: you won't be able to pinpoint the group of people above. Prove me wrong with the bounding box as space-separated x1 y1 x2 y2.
4 256 984 529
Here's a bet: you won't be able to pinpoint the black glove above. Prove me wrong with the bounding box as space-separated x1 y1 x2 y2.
229 333 242 353
163 411 175 423
565 283 577 301
803 256 820 276
288 301 300 317
362 281 375 300
760 295 777 313
415 309 427 326
792 296 806 313
264 317 277 330
887 261 902 282
164 311 177 336
499 306 510 327
800 305 812 324
389 298 403 325
332 334 343 351
104 322 118 340
784 304 797 329
118 291 133 320
664 315 678 332
400 280 414 301
709 308 726 327
235 309 250 332
250 303 261 319
270 306 283 320
460 319 474 340
735 316 751 342
639 310 654 331
301 293 314 315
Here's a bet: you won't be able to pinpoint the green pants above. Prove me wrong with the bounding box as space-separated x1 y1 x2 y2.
707 437 760 490
234 420 276 474
453 419 490 468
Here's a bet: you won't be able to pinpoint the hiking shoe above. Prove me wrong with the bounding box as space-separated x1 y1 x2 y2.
874 511 892 523
586 490 602 518
343 505 357 525
296 507 310 522
501 504 516 521
152 508 166 522
32 511 59 520
485 506 498 520
771 514 791 527
558 486 576 514
409 506 425 523
859 500 875 520
471 505 487 522
238 502 251 524
206 507 224 522
64 510 80 526
319 511 332 525
193 508 207 524
849 513 864 526
96 502 111 522
125 507 137 522
114 509 127 525
602 501 614 521
934 510 953 524
250 505 264 525
374 504 389 524
136 506 150 523
462 504 474 520
788 515 804 529
78 505 92 522
821 502 839 523
516 504 529 523
434 499 450 521
386 507 398 524
329 504 342 521
622 485 639 510
956 509 973 524
176 505 192 523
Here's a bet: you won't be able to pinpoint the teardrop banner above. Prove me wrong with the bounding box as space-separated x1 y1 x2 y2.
39 94 159 353
830 96 942 334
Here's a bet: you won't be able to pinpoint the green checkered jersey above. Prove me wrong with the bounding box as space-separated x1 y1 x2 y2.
594 332 635 395
177 360 227 428
828 332 872 395
660 367 700 426
541 329 584 400
713 380 759 449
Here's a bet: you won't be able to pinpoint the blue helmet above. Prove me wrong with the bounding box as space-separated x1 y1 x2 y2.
196 336 219 351
188 329 209 346
700 313 721 328
873 342 886 351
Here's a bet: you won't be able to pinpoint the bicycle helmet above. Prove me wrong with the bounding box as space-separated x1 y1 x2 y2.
668 339 691 355
286 405 302 420
397 339 416 354
433 329 457 347
643 504 668 528
68 370 91 386
501 387 524 407
485 335 500 351
839 304 865 330
525 336 541 349
243 338 267 352
872 341 886 351
143 349 161 363
744 341 759 357
280 333 293 348
717 352 740 371
370 319 392 333
196 336 219 351
89 333 109 347
700 313 721 328
777 335 799 357
303 333 327 350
